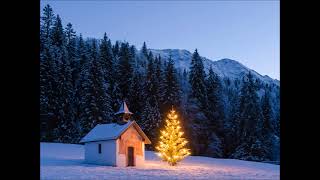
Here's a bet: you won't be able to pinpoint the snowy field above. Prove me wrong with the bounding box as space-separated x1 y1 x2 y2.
40 143 279 180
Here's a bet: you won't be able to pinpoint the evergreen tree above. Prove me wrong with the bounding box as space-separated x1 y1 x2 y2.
77 34 88 70
189 49 208 109
40 45 58 141
231 72 265 161
180 68 189 104
206 66 224 133
187 49 210 155
231 138 267 161
115 42 134 101
109 40 122 110
156 108 191 166
50 14 67 140
154 56 163 101
40 52 50 116
40 5 60 141
51 15 65 47
141 41 148 57
238 72 263 142
204 66 224 157
140 51 162 147
99 33 115 114
50 15 80 143
55 57 77 143
144 52 160 105
40 4 55 51
40 4 55 115
206 132 223 157
140 100 161 148
73 34 90 123
260 89 274 160
156 55 165 102
65 23 78 86
262 89 273 134
162 55 181 113
99 33 114 84
224 87 241 157
78 40 113 137
130 45 136 59
112 41 120 57
128 68 144 121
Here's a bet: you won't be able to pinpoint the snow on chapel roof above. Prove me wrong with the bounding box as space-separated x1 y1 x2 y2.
114 101 133 115
80 120 151 144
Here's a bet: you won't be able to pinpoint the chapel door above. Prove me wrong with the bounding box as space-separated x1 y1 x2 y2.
127 146 134 166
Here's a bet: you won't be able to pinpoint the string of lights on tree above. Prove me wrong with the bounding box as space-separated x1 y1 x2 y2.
156 107 190 166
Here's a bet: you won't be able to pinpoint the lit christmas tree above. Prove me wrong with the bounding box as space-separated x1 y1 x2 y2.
156 107 191 166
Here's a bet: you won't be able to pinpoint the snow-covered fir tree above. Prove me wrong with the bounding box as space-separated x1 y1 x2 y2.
231 72 266 161
40 5 60 141
260 88 274 160
188 49 208 109
112 40 120 58
65 23 78 87
78 40 113 137
223 84 241 157
40 4 55 52
204 66 224 157
51 15 80 143
77 34 89 71
115 42 134 102
128 67 144 121
99 33 114 85
187 49 211 155
140 100 161 150
154 55 164 103
205 65 224 134
144 51 159 104
162 55 181 113
141 41 148 57
140 51 162 148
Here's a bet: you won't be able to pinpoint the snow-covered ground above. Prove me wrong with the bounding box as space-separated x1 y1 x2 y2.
40 143 279 180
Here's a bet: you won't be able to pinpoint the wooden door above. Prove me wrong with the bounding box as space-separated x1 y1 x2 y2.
127 147 134 166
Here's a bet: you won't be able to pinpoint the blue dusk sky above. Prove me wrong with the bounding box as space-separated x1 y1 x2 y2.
41 0 280 80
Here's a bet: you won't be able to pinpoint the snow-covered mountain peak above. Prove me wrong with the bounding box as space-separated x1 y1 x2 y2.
216 58 240 64
149 49 192 70
213 58 248 70
150 49 191 60
148 49 279 86
211 58 250 78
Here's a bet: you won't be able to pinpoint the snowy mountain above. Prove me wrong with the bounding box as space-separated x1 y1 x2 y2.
41 143 280 180
149 49 279 86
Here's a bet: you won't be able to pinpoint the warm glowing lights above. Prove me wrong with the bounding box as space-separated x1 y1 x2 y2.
156 108 191 166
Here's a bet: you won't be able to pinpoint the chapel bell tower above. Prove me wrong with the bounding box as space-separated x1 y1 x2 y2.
114 101 133 125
